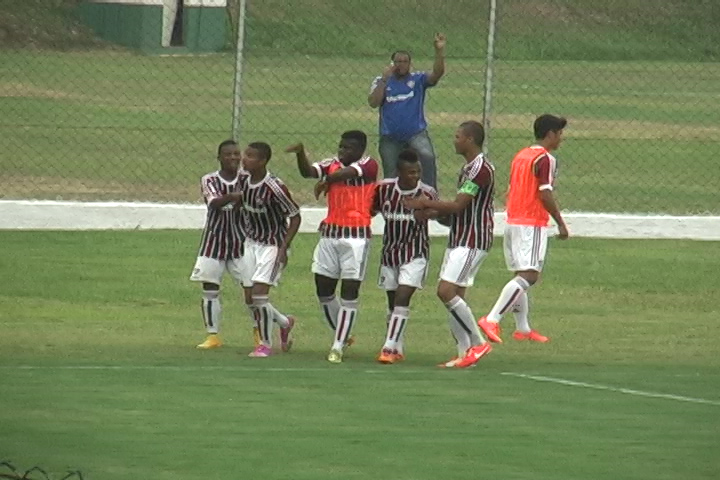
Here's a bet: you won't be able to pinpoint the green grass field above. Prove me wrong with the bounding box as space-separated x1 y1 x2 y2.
1 231 719 479
1 0 720 213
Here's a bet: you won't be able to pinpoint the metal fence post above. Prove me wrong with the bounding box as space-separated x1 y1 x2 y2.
231 0 249 141
481 0 498 157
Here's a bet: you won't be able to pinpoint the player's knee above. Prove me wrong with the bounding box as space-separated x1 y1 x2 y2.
517 271 539 286
340 280 360 301
436 283 455 303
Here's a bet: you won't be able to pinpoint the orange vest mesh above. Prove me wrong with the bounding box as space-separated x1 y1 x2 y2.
506 146 550 227
324 162 375 227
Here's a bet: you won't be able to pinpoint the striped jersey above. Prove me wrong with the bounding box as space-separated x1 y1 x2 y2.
448 153 495 250
373 178 437 266
238 171 300 246
197 170 244 260
312 156 379 239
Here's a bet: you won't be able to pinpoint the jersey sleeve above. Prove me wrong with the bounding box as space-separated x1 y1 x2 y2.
271 181 300 217
458 163 492 197
201 176 221 204
534 154 557 191
352 157 379 180
417 71 432 88
312 158 334 179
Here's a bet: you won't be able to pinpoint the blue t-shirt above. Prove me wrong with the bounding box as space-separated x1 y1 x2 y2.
371 71 433 142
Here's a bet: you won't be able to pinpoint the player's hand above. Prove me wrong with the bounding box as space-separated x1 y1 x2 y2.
402 197 426 210
314 180 329 200
557 223 569 240
278 246 289 266
285 143 304 154
434 32 447 50
381 63 395 80
228 192 243 208
413 209 431 221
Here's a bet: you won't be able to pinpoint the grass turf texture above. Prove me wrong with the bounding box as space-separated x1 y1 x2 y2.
0 230 719 479
1 0 720 212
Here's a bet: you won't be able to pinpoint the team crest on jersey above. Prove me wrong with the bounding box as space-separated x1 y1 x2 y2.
407 80 415 88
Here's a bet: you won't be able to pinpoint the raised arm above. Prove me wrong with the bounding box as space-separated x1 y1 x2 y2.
368 64 395 108
426 33 446 86
285 143 319 178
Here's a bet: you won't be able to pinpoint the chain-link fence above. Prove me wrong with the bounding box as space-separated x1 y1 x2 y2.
1 0 719 213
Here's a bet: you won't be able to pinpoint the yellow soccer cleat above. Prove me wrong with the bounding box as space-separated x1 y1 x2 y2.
196 335 222 349
327 349 343 364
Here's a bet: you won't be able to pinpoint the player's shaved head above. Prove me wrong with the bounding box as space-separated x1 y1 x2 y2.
397 149 419 166
459 121 485 148
217 139 238 156
247 141 272 162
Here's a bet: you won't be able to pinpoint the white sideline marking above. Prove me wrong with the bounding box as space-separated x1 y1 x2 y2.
502 372 720 406
1 200 720 239
3 366 718 406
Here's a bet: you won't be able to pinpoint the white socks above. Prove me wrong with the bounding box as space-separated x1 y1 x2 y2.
201 289 221 334
512 291 531 333
331 299 358 351
488 276 531 323
319 295 340 331
446 296 485 356
383 306 409 353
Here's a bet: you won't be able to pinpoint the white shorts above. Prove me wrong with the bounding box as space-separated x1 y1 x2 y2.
378 257 429 291
504 224 548 272
241 240 284 287
439 247 488 288
311 237 371 281
190 256 244 285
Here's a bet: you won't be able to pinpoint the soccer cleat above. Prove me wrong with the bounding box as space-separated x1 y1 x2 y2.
327 349 343 364
252 326 261 347
393 351 405 362
512 329 550 343
478 316 503 343
280 315 296 353
377 349 396 364
248 345 272 358
455 343 492 368
437 356 461 368
196 335 222 349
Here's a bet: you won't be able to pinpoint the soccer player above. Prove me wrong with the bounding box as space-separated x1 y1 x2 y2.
239 142 301 358
190 139 246 349
285 130 379 364
403 121 494 368
477 114 569 344
373 149 438 364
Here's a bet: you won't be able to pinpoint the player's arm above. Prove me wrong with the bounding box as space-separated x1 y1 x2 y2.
535 155 569 239
368 64 394 108
426 33 446 86
208 192 242 210
203 177 242 209
276 185 302 264
371 184 382 216
285 143 319 179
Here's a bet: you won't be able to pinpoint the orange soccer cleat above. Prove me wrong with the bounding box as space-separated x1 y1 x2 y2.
377 349 396 364
454 343 492 368
478 316 503 343
512 330 549 343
